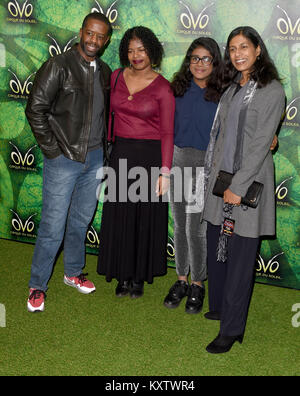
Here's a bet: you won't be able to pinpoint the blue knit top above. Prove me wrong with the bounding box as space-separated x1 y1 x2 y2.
174 80 218 151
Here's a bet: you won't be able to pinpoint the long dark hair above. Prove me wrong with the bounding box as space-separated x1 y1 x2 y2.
171 37 224 103
224 26 281 88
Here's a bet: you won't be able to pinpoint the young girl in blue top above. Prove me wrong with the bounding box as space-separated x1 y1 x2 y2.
163 38 224 314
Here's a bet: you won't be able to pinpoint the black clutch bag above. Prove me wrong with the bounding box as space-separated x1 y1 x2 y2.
212 170 264 208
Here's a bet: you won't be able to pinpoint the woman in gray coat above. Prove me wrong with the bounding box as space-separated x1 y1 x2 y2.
203 26 285 354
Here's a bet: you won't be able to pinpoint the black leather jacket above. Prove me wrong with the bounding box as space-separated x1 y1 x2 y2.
25 45 111 163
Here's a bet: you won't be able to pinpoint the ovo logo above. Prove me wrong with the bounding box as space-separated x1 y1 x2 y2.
9 141 37 167
8 0 33 18
91 0 119 24
276 5 300 36
276 176 294 201
285 97 300 121
167 237 175 259
256 252 283 274
86 226 100 246
8 69 35 96
47 34 78 57
179 1 214 30
10 210 36 234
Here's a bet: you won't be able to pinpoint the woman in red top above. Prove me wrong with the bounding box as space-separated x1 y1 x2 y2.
97 26 175 298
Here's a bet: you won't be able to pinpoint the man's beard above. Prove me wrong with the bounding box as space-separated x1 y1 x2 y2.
80 38 100 58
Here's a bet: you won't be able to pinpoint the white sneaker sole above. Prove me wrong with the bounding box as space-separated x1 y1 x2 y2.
27 301 45 313
63 276 96 294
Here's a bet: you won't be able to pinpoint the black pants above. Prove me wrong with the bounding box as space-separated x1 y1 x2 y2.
207 222 259 336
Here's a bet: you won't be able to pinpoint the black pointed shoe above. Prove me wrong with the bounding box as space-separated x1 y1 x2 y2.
129 280 144 299
185 284 205 314
204 311 221 321
206 333 244 354
163 280 189 309
115 281 130 297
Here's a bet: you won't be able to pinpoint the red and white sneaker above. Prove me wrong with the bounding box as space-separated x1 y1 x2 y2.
64 273 96 294
27 288 46 313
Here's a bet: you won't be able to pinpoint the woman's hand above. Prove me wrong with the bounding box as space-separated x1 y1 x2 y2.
270 135 278 150
223 188 241 206
156 175 170 197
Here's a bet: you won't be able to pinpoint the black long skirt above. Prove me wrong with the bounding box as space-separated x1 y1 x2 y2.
97 137 168 284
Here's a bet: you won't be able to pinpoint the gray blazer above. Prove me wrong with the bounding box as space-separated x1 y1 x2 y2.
203 80 285 238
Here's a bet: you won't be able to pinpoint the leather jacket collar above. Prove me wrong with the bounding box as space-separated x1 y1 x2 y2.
71 43 104 69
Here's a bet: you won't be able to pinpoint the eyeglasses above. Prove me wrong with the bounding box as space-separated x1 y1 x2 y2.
189 55 213 66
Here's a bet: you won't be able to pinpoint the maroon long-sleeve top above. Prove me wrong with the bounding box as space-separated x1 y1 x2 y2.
108 68 175 173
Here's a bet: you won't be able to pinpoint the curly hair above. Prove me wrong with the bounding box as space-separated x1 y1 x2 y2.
119 26 164 68
224 26 281 88
171 37 224 103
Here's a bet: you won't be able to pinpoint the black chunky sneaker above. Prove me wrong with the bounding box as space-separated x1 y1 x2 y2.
163 280 189 309
185 283 205 314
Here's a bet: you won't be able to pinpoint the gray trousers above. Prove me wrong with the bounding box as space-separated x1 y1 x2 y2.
170 146 207 282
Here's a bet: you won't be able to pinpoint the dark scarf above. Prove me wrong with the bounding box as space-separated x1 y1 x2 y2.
204 79 258 262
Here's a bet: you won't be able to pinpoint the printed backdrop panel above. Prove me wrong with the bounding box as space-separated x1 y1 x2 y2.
0 0 299 289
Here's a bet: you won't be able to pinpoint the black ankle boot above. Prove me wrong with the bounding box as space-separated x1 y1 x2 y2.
130 280 144 299
115 281 130 297
185 284 205 314
206 333 244 354
163 280 189 309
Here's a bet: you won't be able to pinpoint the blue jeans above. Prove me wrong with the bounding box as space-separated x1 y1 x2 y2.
29 149 103 292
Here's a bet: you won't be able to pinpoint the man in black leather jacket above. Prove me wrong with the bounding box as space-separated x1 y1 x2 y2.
26 13 112 313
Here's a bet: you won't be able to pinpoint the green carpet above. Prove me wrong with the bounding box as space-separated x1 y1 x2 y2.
0 238 299 376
